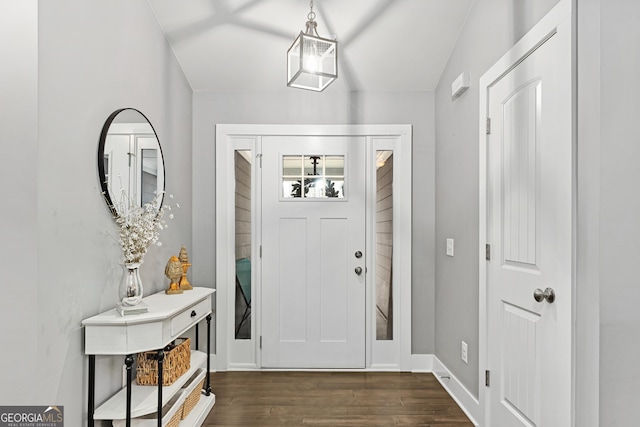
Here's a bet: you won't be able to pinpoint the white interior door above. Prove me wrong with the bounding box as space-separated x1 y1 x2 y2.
261 136 366 368
135 135 163 206
486 14 572 427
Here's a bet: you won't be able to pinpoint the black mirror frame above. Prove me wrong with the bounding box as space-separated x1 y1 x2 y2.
98 108 166 216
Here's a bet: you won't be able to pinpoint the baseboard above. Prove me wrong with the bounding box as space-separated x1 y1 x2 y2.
430 356 481 426
369 363 401 371
411 354 434 372
411 354 481 426
227 362 259 370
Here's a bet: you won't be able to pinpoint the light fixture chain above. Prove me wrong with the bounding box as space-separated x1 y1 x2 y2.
308 0 316 21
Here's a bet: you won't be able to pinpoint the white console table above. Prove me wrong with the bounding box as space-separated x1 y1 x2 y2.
82 287 215 427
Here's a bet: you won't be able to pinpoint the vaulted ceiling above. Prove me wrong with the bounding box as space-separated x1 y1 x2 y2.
147 0 474 92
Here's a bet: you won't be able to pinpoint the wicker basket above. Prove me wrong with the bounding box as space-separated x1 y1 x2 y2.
136 338 191 386
165 406 182 427
112 391 185 427
181 369 206 419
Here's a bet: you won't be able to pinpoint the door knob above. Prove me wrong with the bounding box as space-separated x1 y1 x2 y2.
355 266 363 276
533 287 555 303
355 251 363 259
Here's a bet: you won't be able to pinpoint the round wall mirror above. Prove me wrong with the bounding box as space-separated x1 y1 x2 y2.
98 108 165 216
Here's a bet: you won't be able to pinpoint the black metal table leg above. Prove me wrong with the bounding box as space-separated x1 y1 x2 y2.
125 354 134 427
205 314 212 395
157 349 164 427
88 355 95 427
195 323 199 350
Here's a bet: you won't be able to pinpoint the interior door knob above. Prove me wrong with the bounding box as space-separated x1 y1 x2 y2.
355 251 363 259
355 266 363 276
533 287 555 303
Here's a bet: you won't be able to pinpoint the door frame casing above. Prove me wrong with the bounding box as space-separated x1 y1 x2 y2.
215 124 412 372
478 0 575 425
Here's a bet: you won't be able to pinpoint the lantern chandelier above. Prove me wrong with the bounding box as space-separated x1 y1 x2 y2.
287 0 338 92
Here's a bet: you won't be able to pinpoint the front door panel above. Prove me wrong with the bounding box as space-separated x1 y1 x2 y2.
261 136 366 368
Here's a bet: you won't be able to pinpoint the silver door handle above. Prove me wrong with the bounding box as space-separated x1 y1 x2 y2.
533 287 555 303
355 267 363 276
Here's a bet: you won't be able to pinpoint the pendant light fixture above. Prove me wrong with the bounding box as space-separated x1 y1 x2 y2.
287 0 338 91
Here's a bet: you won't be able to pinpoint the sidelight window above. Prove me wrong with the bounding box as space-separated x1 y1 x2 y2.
376 150 393 340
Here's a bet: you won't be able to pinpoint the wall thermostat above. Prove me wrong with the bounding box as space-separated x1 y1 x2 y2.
451 71 470 99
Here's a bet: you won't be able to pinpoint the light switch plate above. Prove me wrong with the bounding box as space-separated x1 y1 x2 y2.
446 238 454 257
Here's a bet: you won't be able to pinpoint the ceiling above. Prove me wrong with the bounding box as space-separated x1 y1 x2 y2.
147 0 475 92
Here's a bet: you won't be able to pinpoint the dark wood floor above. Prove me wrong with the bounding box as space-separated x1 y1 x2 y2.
203 371 473 426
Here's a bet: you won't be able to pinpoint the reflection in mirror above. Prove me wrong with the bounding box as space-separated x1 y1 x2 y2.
98 108 165 215
235 150 252 339
141 148 158 206
376 151 393 340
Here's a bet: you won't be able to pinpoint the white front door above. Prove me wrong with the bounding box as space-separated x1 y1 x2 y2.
261 136 366 368
485 8 572 427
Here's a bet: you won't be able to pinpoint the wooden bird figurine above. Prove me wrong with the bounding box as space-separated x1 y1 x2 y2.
165 255 183 294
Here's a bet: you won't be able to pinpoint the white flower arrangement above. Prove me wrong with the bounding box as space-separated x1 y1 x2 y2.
108 191 177 264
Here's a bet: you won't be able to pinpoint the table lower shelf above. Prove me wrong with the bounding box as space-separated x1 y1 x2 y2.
111 393 215 427
94 351 208 420
181 393 216 426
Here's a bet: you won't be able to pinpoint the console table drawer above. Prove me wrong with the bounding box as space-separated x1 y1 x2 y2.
171 297 211 337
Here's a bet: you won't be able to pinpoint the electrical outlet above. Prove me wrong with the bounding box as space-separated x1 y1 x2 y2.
461 341 468 364
446 238 454 257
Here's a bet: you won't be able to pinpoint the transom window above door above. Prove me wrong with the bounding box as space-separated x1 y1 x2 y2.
282 155 345 199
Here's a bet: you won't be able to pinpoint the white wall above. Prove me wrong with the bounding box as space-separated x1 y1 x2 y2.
192 90 436 354
576 0 600 425
0 0 39 403
434 0 561 398
0 1 193 425
599 1 640 424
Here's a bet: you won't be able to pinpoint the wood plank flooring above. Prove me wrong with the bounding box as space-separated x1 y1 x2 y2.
203 371 473 426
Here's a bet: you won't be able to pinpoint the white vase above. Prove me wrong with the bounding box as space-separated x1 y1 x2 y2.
119 262 144 306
